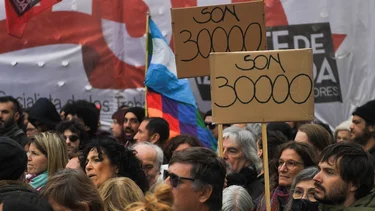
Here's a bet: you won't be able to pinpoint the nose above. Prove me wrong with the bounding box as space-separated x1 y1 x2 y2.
66 137 71 144
279 163 288 172
85 161 93 172
350 123 354 130
313 171 322 183
223 149 228 159
27 153 32 161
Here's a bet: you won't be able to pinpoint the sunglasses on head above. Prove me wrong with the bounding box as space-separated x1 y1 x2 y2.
163 170 195 188
63 135 79 142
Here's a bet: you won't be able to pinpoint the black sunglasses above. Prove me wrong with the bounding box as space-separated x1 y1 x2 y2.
163 170 195 188
205 122 216 130
63 135 79 142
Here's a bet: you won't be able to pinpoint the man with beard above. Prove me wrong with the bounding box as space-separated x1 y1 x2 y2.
313 141 375 210
123 107 145 146
0 96 28 148
350 99 375 159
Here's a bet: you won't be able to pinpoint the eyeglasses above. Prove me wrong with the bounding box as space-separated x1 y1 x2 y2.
292 189 317 202
277 160 304 169
63 135 79 142
205 122 216 130
163 170 195 188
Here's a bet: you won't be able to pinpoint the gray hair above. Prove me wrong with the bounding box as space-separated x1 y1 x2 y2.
285 167 319 211
132 142 164 171
222 185 253 211
244 123 262 140
223 126 262 173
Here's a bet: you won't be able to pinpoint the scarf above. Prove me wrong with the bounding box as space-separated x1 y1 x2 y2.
0 123 24 138
29 171 48 192
257 186 290 211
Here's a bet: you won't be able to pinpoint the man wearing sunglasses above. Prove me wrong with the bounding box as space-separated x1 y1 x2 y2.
166 147 226 211
56 120 88 159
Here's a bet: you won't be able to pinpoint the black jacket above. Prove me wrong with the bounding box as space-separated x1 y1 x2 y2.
227 166 264 201
0 180 36 203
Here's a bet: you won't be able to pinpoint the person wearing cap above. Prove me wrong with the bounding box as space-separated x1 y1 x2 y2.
0 96 29 148
123 107 145 146
334 119 351 143
351 99 375 159
28 98 61 133
0 137 34 202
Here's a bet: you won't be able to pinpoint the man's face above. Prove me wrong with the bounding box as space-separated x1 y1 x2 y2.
123 112 140 139
350 115 373 145
0 102 16 129
134 145 159 187
336 130 350 142
313 158 349 205
63 129 80 158
134 120 150 143
223 138 248 174
26 122 38 138
166 162 204 211
111 119 123 139
205 116 218 139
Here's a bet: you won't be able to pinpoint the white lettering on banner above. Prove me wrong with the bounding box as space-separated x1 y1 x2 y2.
313 58 337 83
314 86 340 98
271 30 289 49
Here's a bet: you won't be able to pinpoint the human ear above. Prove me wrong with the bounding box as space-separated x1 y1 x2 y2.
198 185 213 203
150 133 160 144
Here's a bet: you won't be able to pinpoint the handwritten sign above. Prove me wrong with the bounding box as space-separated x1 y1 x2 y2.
210 49 314 124
171 1 266 78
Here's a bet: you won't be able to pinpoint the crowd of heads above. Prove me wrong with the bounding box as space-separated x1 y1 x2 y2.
1 96 375 211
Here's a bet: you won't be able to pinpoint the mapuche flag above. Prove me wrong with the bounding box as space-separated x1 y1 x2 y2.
4 0 61 37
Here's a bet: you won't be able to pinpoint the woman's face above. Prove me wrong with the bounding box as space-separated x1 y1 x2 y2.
278 149 305 187
223 138 249 173
85 148 117 187
292 180 317 202
27 143 48 174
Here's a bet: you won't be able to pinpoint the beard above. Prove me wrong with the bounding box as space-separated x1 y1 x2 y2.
0 117 15 130
352 127 372 146
314 181 348 205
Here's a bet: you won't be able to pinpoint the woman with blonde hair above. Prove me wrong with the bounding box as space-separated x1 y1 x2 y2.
99 177 144 211
27 131 68 191
125 184 173 211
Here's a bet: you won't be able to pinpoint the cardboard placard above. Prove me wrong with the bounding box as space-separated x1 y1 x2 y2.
210 49 314 124
171 1 266 78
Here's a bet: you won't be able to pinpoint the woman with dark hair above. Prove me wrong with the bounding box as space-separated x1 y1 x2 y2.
80 136 149 192
163 134 202 163
256 141 318 211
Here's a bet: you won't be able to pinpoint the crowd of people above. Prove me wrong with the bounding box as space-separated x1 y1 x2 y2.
0 95 375 211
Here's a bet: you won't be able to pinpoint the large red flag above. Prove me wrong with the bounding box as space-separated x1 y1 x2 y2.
4 0 61 37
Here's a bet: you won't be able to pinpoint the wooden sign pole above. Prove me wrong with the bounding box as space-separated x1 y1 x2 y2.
262 123 271 211
218 124 223 157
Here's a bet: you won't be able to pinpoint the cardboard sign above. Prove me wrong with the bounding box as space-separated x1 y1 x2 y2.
210 49 314 124
171 1 266 78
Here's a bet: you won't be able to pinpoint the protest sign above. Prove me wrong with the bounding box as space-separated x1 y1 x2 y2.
210 49 314 124
171 0 266 78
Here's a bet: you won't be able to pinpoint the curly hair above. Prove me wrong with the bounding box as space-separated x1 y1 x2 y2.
62 100 100 135
80 136 149 192
56 119 89 150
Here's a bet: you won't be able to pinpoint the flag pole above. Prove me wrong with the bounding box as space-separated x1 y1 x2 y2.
262 123 271 211
144 11 150 117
